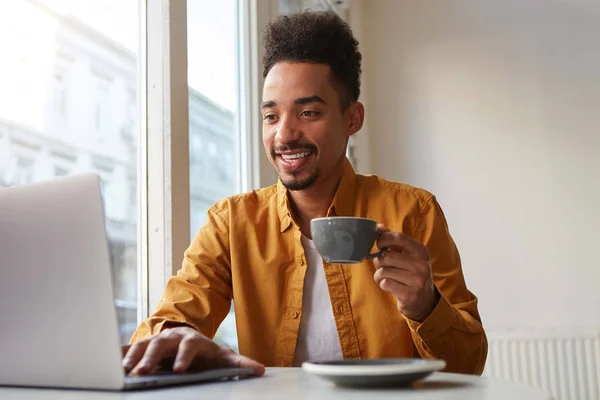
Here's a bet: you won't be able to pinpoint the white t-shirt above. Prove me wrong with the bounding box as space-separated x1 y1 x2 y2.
292 236 343 366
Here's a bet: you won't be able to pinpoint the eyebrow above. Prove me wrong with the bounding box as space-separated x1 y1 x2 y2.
260 95 326 109
261 100 275 109
295 95 326 105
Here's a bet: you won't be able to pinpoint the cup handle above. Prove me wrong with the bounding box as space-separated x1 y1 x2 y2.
365 247 388 260
365 230 388 260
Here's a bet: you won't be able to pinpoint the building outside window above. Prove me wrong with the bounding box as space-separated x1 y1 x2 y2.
0 0 140 344
0 0 254 346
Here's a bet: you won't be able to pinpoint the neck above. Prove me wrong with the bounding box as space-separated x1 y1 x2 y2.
288 158 346 238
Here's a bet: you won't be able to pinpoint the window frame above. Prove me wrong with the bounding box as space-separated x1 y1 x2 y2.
140 0 278 321
237 0 279 193
141 0 190 320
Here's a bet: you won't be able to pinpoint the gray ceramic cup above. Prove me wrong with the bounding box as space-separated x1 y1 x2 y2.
310 217 386 264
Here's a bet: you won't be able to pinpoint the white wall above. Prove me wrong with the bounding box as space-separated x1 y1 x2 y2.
346 0 372 174
356 0 600 333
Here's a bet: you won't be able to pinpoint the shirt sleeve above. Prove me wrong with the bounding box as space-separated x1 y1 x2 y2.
405 195 488 375
129 206 233 343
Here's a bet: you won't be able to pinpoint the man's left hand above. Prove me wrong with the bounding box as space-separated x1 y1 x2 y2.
373 225 440 322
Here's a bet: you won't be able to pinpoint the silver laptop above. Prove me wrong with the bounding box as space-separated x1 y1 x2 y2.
0 174 255 390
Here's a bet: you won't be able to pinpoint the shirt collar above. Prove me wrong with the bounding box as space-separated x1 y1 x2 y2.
277 158 357 232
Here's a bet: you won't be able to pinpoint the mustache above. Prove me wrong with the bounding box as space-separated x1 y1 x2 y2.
272 142 317 155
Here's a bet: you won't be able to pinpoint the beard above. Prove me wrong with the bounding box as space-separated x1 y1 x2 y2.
280 167 319 191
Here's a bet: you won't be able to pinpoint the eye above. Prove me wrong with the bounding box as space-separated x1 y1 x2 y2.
300 110 320 118
263 114 278 122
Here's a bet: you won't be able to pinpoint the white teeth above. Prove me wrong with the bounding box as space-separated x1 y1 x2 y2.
281 151 311 161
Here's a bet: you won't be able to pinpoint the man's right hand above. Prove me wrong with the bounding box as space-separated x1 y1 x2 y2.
121 326 265 376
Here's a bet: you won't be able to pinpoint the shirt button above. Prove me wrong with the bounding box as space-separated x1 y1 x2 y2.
297 257 304 265
290 311 299 319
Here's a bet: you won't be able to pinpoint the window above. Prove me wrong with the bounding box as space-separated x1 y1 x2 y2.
187 0 240 351
94 78 111 131
53 72 68 118
224 150 234 181
0 0 267 348
0 0 140 344
0 154 36 187
208 139 218 159
54 166 69 177
190 130 203 161
14 156 34 185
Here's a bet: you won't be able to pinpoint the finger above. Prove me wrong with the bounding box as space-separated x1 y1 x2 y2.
221 351 266 376
377 277 415 301
173 336 220 373
130 336 179 375
185 348 266 376
172 338 202 373
374 266 418 288
376 224 390 233
121 344 131 358
122 340 151 373
377 231 429 258
372 250 417 271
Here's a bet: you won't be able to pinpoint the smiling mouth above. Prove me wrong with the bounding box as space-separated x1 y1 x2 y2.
279 151 312 161
274 149 315 172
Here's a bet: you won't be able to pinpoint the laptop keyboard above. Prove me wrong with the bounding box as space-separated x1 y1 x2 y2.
123 368 255 389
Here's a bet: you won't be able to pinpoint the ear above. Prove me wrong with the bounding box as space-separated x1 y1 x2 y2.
345 102 364 137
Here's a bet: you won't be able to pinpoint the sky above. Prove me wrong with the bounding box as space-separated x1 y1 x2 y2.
34 0 238 111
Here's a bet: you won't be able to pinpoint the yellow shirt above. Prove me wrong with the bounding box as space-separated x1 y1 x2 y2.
131 159 487 374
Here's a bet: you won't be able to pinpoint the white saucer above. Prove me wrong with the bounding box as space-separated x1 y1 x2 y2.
302 359 447 387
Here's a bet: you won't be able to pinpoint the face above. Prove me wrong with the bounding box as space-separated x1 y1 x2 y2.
261 62 363 191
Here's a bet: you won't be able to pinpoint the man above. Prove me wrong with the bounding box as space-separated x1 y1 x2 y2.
123 10 487 377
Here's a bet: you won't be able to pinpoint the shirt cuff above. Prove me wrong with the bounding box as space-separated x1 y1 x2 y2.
155 319 197 334
404 288 457 344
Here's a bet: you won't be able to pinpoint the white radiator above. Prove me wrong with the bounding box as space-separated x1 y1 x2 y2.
483 329 600 400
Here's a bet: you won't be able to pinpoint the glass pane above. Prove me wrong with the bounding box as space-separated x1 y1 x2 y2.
0 0 140 344
187 0 240 351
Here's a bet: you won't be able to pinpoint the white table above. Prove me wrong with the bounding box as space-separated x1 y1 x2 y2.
0 368 553 399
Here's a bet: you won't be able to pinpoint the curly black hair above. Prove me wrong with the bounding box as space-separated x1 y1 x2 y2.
262 10 362 109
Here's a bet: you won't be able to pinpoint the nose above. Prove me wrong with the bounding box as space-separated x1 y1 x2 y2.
274 114 302 145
